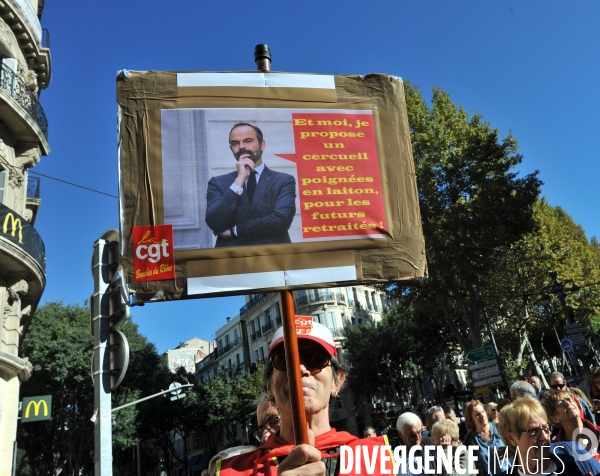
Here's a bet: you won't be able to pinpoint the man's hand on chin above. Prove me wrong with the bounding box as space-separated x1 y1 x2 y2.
213 229 233 239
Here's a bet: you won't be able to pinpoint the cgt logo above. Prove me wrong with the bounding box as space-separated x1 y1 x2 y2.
132 225 176 282
135 232 170 263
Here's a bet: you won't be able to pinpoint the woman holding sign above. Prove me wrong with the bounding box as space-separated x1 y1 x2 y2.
215 317 395 476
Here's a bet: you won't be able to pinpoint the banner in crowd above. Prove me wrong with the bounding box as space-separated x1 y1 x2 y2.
117 71 426 301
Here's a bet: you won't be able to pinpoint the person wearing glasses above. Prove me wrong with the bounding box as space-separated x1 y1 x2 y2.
545 392 600 451
255 393 281 444
498 396 600 475
463 399 511 476
395 412 435 475
216 318 394 476
487 402 500 424
549 371 596 423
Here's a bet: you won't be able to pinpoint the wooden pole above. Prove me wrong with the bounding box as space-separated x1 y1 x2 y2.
254 44 307 445
280 290 309 445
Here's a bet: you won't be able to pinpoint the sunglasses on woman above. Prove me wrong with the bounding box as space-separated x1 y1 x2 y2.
519 425 551 440
556 396 574 407
271 348 331 372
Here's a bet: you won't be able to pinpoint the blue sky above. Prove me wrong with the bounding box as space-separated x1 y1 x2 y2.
33 1 599 353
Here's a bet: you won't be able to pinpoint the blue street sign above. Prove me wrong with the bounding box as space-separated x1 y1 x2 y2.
561 339 573 352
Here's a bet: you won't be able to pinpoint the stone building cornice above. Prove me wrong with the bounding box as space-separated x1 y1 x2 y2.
0 350 32 380
0 0 51 89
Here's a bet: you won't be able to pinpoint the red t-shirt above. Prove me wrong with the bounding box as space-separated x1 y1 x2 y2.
216 429 395 476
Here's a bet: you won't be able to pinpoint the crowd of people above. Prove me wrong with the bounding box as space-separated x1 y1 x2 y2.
204 320 600 476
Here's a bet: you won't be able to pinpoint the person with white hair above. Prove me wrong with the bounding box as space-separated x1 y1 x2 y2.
396 412 435 475
509 380 537 400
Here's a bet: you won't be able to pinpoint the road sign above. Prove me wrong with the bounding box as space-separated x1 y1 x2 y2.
574 344 590 356
569 334 586 345
468 358 498 372
169 382 186 401
473 375 504 388
466 346 494 363
565 323 584 334
560 339 573 352
22 395 52 422
471 365 501 381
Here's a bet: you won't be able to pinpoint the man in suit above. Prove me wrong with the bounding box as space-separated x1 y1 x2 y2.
205 123 296 247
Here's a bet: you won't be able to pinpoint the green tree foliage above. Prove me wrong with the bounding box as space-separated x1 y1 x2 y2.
354 84 600 387
137 364 264 476
392 83 542 351
17 301 94 476
17 300 266 476
343 308 451 401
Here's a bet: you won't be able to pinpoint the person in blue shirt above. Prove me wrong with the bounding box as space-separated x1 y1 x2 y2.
498 396 600 476
463 399 511 476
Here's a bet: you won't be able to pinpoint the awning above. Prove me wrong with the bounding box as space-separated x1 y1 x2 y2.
188 451 211 470
187 454 201 471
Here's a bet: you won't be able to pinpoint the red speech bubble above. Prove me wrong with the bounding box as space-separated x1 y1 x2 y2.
276 112 387 240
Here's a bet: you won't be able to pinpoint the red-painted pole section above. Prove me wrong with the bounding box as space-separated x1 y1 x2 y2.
279 290 309 445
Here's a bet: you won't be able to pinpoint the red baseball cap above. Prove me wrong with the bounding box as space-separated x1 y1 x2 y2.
268 316 337 358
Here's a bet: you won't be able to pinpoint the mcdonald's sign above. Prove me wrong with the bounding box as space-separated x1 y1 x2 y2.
3 212 22 243
0 203 45 270
22 395 52 422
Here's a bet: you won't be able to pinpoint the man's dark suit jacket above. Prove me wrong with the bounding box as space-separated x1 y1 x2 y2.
205 165 296 247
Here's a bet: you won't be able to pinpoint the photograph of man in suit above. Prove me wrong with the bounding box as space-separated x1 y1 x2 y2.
205 123 296 247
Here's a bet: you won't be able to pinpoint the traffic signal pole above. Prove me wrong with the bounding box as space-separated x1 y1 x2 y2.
92 236 114 476
91 230 130 476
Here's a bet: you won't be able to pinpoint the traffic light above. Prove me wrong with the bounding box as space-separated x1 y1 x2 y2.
90 229 130 391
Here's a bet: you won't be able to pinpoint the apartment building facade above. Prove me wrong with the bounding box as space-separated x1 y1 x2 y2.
0 0 51 472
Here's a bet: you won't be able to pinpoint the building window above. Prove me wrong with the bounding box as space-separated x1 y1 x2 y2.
250 321 255 333
225 334 230 346
234 328 239 341
313 313 324 324
352 288 359 306
372 292 379 311
0 169 6 204
254 350 259 362
327 312 337 332
218 339 223 351
259 347 265 361
365 291 373 311
236 353 241 368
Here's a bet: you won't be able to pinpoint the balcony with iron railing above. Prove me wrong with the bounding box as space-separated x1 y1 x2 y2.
220 337 242 355
27 176 40 199
240 293 274 315
275 315 282 326
262 319 274 334
295 291 347 308
250 329 262 342
0 62 48 142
